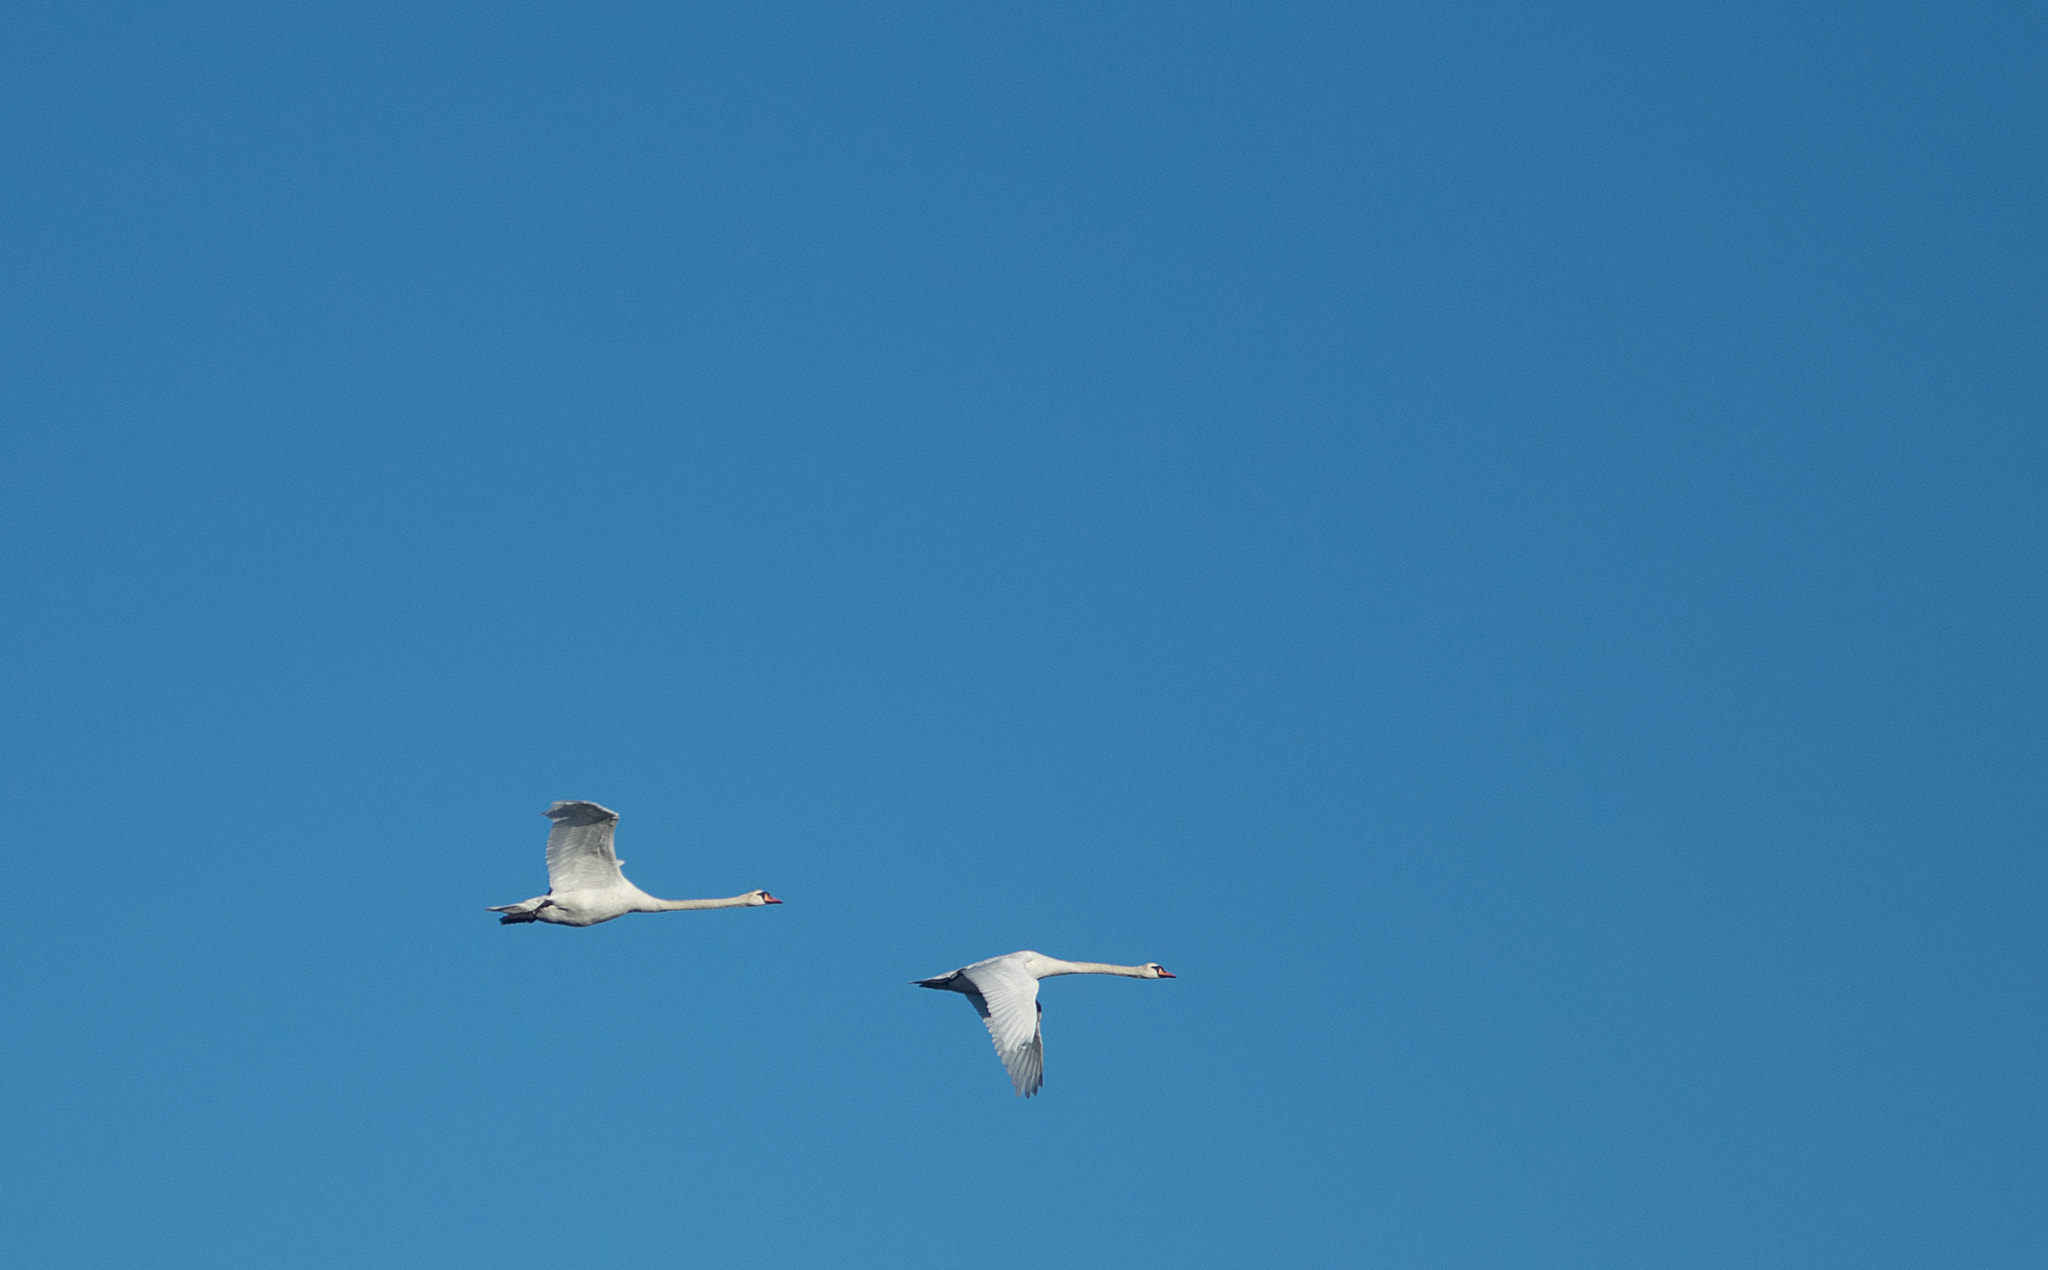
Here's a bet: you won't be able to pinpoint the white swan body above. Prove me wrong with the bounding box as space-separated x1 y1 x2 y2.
914 950 1174 1097
488 801 781 927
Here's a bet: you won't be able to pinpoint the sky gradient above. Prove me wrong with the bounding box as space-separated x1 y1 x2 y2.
3 3 2044 1266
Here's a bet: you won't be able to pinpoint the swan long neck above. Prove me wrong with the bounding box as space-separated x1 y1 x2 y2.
1032 958 1154 979
648 894 757 911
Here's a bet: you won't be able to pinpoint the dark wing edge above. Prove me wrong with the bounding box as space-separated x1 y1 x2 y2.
545 800 620 826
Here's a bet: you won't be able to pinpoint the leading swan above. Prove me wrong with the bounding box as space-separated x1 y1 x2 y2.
489 800 781 927
914 950 1174 1097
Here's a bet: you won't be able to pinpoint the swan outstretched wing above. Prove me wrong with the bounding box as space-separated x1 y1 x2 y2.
962 960 1045 1098
543 801 624 892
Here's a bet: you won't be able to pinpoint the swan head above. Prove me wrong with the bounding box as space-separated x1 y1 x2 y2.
1142 963 1175 979
746 890 783 906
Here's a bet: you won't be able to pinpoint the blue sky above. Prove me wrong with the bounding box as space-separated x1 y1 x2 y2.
3 2 2043 1266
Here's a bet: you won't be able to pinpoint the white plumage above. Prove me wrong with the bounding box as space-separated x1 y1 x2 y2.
914 950 1174 1097
488 801 781 927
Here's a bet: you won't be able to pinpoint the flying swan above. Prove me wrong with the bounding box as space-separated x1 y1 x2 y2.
488 800 781 927
914 950 1174 1097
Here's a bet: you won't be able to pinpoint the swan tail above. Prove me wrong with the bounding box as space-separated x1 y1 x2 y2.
488 896 551 925
913 971 963 990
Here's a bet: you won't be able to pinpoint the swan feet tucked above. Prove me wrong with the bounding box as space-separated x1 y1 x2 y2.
494 898 554 925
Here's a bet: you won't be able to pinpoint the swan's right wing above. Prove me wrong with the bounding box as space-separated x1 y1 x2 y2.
543 801 624 892
962 962 1044 1098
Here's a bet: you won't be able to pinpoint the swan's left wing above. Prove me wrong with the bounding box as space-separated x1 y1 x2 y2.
962 962 1044 1098
543 801 625 892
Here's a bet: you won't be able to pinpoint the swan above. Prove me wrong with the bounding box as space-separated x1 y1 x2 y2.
488 801 781 927
913 950 1174 1097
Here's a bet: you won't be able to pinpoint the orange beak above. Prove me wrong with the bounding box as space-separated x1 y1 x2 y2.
762 893 783 904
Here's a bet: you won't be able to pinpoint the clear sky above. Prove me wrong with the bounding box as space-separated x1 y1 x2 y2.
2 3 2043 1267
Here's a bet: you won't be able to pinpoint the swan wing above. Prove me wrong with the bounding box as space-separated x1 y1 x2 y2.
962 960 1044 1098
543 801 625 892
